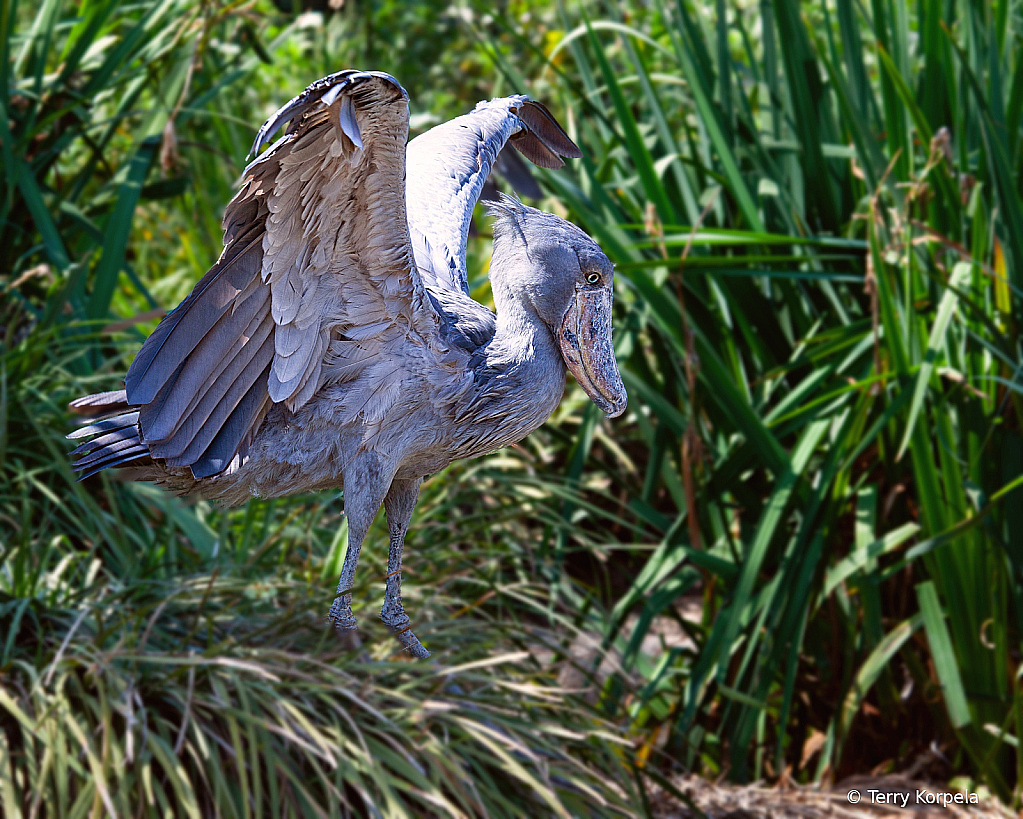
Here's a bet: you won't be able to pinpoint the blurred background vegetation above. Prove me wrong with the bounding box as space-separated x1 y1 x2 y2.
3 0 1023 814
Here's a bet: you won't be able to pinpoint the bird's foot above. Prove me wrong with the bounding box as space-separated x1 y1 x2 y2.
393 627 431 659
328 596 361 651
334 627 362 652
381 606 430 659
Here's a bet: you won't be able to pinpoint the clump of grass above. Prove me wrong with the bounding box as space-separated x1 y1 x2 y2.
0 538 638 818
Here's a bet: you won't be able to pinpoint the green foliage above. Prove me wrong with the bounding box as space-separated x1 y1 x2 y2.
478 0 1023 800
0 476 636 817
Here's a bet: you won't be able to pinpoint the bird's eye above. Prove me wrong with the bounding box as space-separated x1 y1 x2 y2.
585 272 601 285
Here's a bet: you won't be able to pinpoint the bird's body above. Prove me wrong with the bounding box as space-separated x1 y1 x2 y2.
135 299 568 506
69 71 626 658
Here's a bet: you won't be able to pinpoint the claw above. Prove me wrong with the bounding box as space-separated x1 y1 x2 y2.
393 627 431 659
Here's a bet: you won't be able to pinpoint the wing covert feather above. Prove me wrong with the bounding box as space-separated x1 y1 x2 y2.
123 70 431 479
405 97 581 296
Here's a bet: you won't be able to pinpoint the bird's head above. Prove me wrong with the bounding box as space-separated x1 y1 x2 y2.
487 196 628 418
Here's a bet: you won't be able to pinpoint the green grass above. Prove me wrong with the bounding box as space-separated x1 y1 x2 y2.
1 451 639 817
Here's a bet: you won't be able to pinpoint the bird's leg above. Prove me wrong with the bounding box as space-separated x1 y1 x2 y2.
381 477 429 658
328 453 392 639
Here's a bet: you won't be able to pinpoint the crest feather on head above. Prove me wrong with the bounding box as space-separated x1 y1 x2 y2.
483 192 529 220
484 193 596 247
484 193 532 247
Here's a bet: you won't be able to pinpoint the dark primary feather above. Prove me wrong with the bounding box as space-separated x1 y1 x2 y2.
77 446 150 481
67 410 139 440
193 362 274 477
495 148 544 199
67 410 149 480
166 342 274 476
73 436 144 469
125 230 264 405
69 425 140 459
139 287 272 443
481 148 544 202
68 390 131 415
509 100 582 169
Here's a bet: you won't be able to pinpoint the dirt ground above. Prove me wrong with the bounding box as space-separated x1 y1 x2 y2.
649 775 1017 818
532 611 1016 818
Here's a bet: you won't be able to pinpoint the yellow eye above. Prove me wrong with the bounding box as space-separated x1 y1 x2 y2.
586 272 601 285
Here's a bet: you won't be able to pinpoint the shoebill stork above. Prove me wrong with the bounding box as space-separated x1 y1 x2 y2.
68 70 627 659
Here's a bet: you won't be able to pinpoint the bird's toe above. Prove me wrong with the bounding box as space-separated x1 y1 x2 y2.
394 627 431 659
334 627 363 652
381 606 430 658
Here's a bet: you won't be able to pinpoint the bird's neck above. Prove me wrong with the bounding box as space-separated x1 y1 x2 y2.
487 247 556 363
493 293 551 353
463 276 566 449
488 291 564 386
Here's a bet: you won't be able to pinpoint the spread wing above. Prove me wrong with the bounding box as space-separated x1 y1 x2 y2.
124 70 431 478
405 96 581 297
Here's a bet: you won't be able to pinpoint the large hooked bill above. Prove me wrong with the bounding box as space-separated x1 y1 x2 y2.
558 286 628 418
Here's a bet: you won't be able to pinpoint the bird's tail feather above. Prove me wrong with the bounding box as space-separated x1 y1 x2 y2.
67 391 150 480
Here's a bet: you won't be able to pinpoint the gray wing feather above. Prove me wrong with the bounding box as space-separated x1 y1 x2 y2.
68 390 131 415
138 286 271 443
69 425 140 458
248 69 384 158
77 447 150 481
110 70 425 480
405 97 580 296
72 436 145 469
425 287 496 353
152 322 275 465
126 230 264 405
191 363 274 478
67 411 149 480
166 337 274 470
67 411 139 440
491 149 544 200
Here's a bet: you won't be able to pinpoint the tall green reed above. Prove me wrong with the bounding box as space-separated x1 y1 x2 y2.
479 0 1023 798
